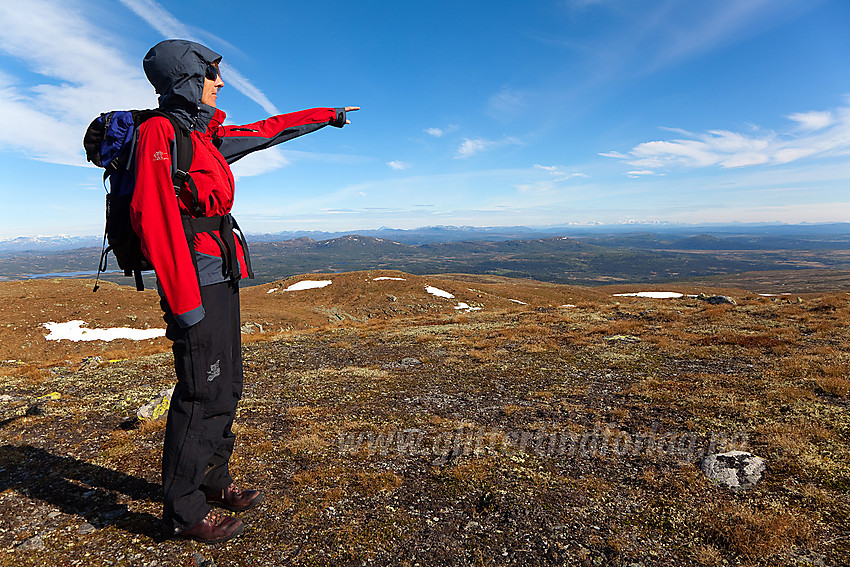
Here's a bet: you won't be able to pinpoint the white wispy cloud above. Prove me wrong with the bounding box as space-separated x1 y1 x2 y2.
0 0 156 166
533 164 589 181
456 138 492 158
645 1 776 73
517 164 589 193
487 87 528 118
533 164 560 172
0 0 282 168
603 102 850 173
455 136 522 159
387 161 410 170
118 0 280 115
565 0 612 8
232 147 368 178
516 181 556 194
583 0 814 82
116 0 190 37
230 148 290 179
539 0 817 133
425 124 458 137
598 151 628 159
788 110 834 131
218 65 281 116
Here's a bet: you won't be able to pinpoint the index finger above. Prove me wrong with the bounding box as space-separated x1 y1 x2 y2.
345 106 360 112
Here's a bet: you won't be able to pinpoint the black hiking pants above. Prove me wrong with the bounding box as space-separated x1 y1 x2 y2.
160 281 242 535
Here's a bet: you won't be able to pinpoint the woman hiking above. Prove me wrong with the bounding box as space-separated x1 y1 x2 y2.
134 38 357 543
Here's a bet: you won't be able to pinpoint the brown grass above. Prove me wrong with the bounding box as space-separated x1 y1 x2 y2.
703 501 812 558
691 544 723 566
1 274 849 566
815 375 850 397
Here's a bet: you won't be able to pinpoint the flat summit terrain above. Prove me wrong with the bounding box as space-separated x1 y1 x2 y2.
0 272 848 566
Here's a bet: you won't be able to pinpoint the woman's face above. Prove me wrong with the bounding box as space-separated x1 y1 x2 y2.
201 63 224 107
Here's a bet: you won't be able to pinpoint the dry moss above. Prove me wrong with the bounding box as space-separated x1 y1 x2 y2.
1 275 849 566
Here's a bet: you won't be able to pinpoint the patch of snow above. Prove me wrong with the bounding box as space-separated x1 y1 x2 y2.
425 286 454 299
454 302 483 311
560 304 577 308
613 292 683 299
759 293 791 297
283 280 333 292
267 288 279 294
44 320 165 342
373 277 406 281
508 299 527 305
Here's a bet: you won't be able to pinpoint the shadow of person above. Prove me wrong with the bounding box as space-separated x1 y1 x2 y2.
0 444 163 540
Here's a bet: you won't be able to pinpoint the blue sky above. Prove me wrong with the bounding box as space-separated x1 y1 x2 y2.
1 0 849 239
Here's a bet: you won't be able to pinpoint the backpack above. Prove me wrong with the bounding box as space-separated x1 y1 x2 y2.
83 110 195 291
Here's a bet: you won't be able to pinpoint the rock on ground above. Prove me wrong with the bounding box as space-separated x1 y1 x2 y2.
137 386 175 421
15 534 45 551
697 293 736 305
701 450 765 490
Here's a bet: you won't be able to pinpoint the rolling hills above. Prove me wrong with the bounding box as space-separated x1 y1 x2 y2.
0 272 848 565
3 230 850 291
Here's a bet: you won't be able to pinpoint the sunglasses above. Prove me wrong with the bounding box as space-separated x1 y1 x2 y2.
205 62 221 81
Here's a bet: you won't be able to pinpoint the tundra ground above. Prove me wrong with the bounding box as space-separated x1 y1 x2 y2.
0 272 848 566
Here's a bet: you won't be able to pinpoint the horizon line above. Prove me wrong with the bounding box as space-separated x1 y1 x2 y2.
3 219 850 243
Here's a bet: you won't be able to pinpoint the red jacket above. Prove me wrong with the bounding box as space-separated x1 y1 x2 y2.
131 106 342 328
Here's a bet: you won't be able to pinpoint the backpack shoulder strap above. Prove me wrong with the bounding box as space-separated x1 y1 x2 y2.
157 112 193 180
136 110 200 214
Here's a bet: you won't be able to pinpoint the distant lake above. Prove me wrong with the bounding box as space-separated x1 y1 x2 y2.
20 270 120 279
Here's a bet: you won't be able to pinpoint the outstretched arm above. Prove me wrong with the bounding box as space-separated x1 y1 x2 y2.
216 107 359 164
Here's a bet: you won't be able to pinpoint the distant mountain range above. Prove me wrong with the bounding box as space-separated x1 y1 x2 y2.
0 235 104 254
243 232 850 286
2 224 849 289
3 222 850 253
239 222 850 247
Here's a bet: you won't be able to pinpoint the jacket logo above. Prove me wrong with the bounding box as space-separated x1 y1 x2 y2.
152 150 168 161
207 359 221 382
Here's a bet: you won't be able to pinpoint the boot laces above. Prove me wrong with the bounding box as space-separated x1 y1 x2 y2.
204 510 224 526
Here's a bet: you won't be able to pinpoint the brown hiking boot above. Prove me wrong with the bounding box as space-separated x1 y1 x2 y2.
177 511 244 544
204 482 264 512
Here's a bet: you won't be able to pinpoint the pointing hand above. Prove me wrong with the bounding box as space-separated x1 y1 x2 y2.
344 106 360 124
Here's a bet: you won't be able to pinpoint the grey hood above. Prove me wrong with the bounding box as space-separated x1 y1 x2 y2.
143 39 221 131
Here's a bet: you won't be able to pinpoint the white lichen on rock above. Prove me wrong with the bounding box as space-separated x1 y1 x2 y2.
701 450 765 490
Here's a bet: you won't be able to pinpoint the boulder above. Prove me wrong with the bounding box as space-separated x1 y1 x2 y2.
15 534 45 551
381 357 423 370
697 293 736 305
77 522 96 535
603 334 640 343
137 386 175 421
701 450 765 490
240 321 263 334
194 552 217 567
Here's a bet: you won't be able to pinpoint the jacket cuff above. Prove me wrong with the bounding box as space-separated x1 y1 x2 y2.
175 304 205 328
330 108 346 128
